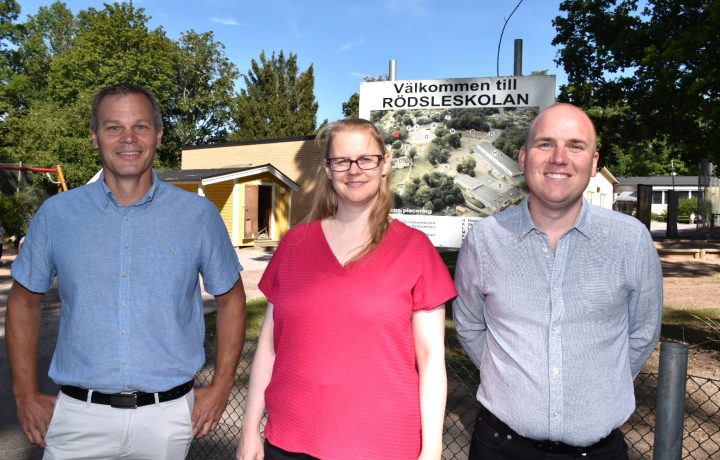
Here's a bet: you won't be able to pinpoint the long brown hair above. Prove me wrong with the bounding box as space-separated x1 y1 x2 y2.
307 118 394 263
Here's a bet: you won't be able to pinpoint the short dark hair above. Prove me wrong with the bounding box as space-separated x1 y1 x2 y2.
90 83 163 133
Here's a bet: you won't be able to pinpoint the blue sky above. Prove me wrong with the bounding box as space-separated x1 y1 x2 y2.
18 0 568 123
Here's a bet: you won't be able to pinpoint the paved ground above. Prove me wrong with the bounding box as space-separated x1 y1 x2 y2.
0 246 270 460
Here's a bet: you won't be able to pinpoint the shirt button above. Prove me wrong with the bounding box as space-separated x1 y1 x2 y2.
122 216 129 221
553 411 560 417
121 330 127 336
122 360 128 366
122 272 128 278
552 323 559 331
552 367 559 376
123 243 129 249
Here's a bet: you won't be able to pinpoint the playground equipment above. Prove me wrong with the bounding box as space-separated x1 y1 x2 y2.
0 164 68 192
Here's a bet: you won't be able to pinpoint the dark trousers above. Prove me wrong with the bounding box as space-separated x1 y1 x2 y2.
264 439 319 460
469 407 629 460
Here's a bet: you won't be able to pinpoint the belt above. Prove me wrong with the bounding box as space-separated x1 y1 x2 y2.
479 405 620 455
60 380 194 409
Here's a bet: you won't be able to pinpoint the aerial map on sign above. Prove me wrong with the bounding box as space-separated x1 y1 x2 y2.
370 107 538 219
359 76 555 246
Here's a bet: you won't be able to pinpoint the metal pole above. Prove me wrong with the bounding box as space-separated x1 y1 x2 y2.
653 342 688 460
513 39 523 76
389 59 397 81
671 159 676 191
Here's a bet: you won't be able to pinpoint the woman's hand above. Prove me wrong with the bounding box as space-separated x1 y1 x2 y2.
236 431 264 460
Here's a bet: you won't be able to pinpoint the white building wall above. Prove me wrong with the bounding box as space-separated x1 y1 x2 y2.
585 172 615 209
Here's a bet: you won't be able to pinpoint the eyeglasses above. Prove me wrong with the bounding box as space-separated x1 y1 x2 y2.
325 155 384 172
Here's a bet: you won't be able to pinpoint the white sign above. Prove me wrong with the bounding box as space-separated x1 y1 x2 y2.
360 75 556 248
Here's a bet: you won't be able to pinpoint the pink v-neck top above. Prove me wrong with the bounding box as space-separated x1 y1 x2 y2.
258 219 457 459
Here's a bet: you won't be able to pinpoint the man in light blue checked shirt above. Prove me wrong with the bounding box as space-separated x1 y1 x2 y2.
454 103 663 459
6 83 246 459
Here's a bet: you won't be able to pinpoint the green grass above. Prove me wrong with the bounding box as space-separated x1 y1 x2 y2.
205 297 268 341
662 307 720 348
663 307 720 329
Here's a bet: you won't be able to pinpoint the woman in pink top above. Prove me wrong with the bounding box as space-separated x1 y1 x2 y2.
237 119 456 460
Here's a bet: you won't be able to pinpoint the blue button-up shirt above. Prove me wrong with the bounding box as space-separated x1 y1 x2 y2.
12 172 242 393
453 198 663 446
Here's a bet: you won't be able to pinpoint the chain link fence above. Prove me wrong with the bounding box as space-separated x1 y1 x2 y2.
190 333 720 459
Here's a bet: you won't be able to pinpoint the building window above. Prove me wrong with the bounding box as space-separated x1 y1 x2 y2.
652 191 664 204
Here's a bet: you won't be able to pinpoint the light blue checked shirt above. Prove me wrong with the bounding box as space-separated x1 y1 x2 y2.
453 198 663 446
12 171 242 394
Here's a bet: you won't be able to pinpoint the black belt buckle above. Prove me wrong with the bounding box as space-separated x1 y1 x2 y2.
110 392 138 409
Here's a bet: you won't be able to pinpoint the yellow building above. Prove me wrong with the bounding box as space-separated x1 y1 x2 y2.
181 136 324 229
158 165 299 247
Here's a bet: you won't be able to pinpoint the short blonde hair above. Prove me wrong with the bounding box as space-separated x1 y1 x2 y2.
308 118 394 263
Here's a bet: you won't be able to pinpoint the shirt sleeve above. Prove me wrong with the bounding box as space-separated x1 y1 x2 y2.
199 201 243 295
628 227 663 378
11 203 55 293
411 234 457 311
452 228 487 370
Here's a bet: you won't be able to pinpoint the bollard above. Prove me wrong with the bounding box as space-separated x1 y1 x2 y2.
653 342 688 460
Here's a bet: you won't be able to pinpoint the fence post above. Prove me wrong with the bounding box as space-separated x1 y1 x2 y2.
653 341 689 460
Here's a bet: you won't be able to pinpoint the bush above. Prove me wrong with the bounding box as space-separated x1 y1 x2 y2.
679 197 698 217
652 211 668 222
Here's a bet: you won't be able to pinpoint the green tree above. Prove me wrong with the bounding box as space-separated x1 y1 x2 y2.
48 3 178 105
457 156 476 176
1 98 99 188
5 2 75 108
402 172 464 211
492 125 526 160
553 0 720 172
679 197 698 218
0 0 21 116
341 93 358 119
45 2 180 166
232 50 318 140
426 144 449 166
341 74 388 119
447 132 462 148
168 30 239 148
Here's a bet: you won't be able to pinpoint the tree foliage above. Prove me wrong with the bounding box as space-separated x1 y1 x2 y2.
492 125 526 161
0 0 21 115
553 0 720 174
341 74 388 119
166 30 239 153
232 50 318 140
426 143 450 166
401 172 464 212
457 156 476 176
0 1 254 178
0 2 320 235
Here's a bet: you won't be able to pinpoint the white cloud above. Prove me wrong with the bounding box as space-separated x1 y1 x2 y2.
336 38 366 53
210 17 240 26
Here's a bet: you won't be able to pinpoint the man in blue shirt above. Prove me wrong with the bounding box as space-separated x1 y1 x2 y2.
454 103 663 459
6 83 246 459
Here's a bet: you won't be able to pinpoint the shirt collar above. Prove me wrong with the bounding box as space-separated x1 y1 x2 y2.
518 196 592 240
94 170 159 209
